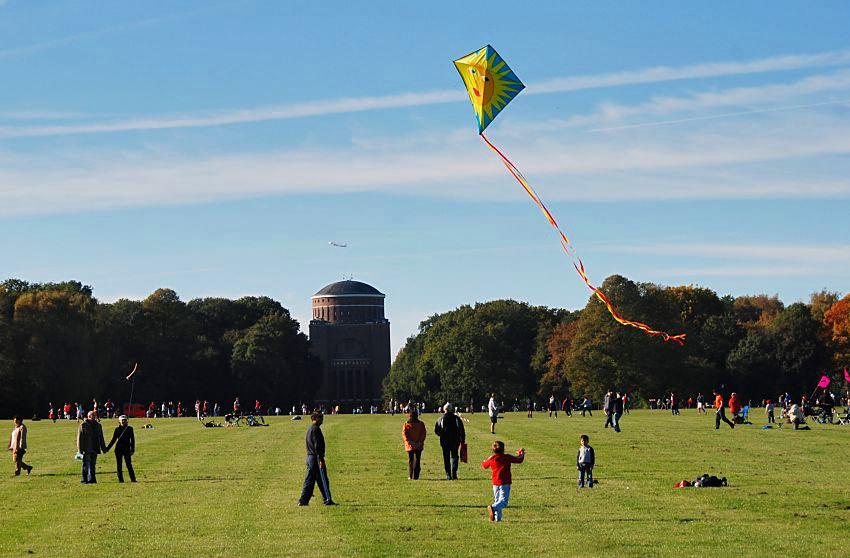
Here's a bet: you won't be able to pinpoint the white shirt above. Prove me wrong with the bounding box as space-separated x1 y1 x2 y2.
488 398 497 417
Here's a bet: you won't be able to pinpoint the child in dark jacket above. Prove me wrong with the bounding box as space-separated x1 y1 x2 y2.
482 440 525 522
577 434 595 488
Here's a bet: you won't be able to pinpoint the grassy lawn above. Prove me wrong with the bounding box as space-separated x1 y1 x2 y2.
1 409 848 557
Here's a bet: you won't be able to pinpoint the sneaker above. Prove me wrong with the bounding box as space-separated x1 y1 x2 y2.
298 501 308 506
324 500 338 506
487 505 495 522
26 466 33 476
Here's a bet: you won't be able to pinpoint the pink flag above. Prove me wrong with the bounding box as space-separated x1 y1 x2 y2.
817 375 831 389
844 367 850 383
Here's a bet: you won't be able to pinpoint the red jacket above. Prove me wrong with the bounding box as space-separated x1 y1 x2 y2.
482 452 524 485
728 395 741 414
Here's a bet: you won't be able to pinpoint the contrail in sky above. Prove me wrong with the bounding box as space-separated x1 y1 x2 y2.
1 48 850 138
587 99 850 132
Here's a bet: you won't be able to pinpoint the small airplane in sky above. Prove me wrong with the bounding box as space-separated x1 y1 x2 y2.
328 241 348 248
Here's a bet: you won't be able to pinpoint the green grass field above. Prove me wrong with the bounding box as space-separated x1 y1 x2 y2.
1 410 848 557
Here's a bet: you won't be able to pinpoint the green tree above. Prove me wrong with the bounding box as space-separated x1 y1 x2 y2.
231 314 320 403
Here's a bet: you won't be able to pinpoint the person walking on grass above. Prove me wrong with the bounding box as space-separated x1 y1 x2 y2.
766 400 776 424
713 390 735 430
548 394 558 418
482 441 525 522
696 393 706 414
9 416 33 476
77 411 107 484
612 391 624 432
435 403 465 480
581 397 593 417
487 394 498 434
298 412 336 506
105 415 136 483
402 409 426 480
603 389 615 428
577 434 595 488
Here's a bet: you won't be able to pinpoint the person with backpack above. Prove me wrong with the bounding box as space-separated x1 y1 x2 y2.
435 403 465 480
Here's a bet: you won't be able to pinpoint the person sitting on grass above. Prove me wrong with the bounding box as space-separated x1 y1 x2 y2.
577 434 595 488
482 441 525 522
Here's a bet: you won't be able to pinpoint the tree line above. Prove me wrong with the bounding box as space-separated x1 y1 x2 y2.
0 279 321 417
384 275 849 406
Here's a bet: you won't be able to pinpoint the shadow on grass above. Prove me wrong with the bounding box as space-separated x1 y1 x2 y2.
141 476 247 483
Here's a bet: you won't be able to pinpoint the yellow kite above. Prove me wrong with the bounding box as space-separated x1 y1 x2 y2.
453 45 525 134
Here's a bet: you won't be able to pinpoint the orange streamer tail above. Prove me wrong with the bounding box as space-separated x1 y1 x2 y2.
480 133 686 346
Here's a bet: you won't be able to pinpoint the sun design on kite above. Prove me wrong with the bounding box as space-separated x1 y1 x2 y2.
453 45 525 134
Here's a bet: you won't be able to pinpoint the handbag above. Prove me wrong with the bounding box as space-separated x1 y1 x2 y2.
460 442 468 463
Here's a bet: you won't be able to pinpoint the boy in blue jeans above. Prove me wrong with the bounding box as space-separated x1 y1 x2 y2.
482 440 525 522
577 434 595 488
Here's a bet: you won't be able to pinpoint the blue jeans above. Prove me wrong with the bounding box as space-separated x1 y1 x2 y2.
82 452 98 483
491 484 511 521
578 464 593 488
299 455 332 504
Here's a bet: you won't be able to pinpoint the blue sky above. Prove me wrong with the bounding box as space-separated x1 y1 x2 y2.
1 0 849 355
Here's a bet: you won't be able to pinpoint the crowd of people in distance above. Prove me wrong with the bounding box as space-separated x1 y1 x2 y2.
11 384 849 524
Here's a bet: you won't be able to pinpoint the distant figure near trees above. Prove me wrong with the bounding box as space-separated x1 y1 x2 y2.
487 394 498 434
713 391 735 430
9 416 32 476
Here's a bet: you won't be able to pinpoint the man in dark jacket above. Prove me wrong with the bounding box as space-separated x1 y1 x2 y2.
434 403 465 480
77 411 107 484
105 415 136 482
298 412 336 506
612 391 624 432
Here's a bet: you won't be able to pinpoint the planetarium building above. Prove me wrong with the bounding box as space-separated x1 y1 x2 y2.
309 280 391 405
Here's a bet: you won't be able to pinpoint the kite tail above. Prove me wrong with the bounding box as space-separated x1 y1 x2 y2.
480 133 686 346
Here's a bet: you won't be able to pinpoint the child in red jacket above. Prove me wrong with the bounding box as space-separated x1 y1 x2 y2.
482 441 525 522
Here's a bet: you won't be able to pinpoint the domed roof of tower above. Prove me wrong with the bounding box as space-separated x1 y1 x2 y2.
312 280 385 298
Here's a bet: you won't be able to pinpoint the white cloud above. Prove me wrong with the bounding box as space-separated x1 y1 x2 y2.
615 243 850 263
500 70 850 134
2 109 850 216
659 266 818 277
3 49 850 138
613 243 850 279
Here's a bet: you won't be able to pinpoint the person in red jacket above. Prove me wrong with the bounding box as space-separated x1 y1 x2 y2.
401 409 427 480
728 392 742 421
482 441 525 522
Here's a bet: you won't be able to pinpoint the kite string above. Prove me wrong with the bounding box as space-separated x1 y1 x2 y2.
479 133 686 346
